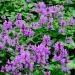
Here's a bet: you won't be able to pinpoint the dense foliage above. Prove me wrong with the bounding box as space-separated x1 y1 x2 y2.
0 0 75 75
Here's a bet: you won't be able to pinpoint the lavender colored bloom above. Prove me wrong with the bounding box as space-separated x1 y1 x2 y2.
3 20 13 30
22 29 34 37
1 15 6 19
5 64 11 72
27 14 33 20
59 28 65 33
58 5 64 10
69 18 75 26
29 62 34 71
7 21 13 30
62 66 70 72
48 18 53 24
40 15 47 25
54 42 69 64
3 20 8 30
47 25 53 29
4 35 12 45
66 37 73 44
16 20 26 28
35 2 46 15
60 19 67 26
36 2 46 9
30 22 40 29
16 13 22 20
0 42 4 49
42 35 51 46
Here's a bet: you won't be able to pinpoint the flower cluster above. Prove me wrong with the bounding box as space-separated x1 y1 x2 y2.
54 42 70 71
0 1 74 75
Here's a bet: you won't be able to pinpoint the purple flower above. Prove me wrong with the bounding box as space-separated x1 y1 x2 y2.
58 5 64 10
69 18 75 26
4 35 12 45
22 29 34 37
3 20 13 30
5 64 11 72
0 42 4 49
66 37 73 44
60 19 67 26
16 20 26 28
29 62 34 71
1 16 6 19
42 35 51 46
47 25 53 29
39 15 47 25
36 2 46 9
30 22 40 29
16 13 22 20
59 28 65 33
54 42 69 64
62 66 70 72
27 14 33 20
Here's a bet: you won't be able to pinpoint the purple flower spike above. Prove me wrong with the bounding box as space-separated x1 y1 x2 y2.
40 15 47 25
42 35 51 46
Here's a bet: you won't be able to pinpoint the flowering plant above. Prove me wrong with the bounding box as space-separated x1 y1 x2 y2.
0 1 75 75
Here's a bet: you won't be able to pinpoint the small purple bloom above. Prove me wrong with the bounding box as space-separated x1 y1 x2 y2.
40 15 47 25
69 18 75 26
59 28 65 33
66 37 73 44
42 35 51 46
60 19 67 26
62 66 70 72
16 13 22 20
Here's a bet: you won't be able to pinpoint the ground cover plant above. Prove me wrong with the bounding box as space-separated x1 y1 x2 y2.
0 0 75 75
